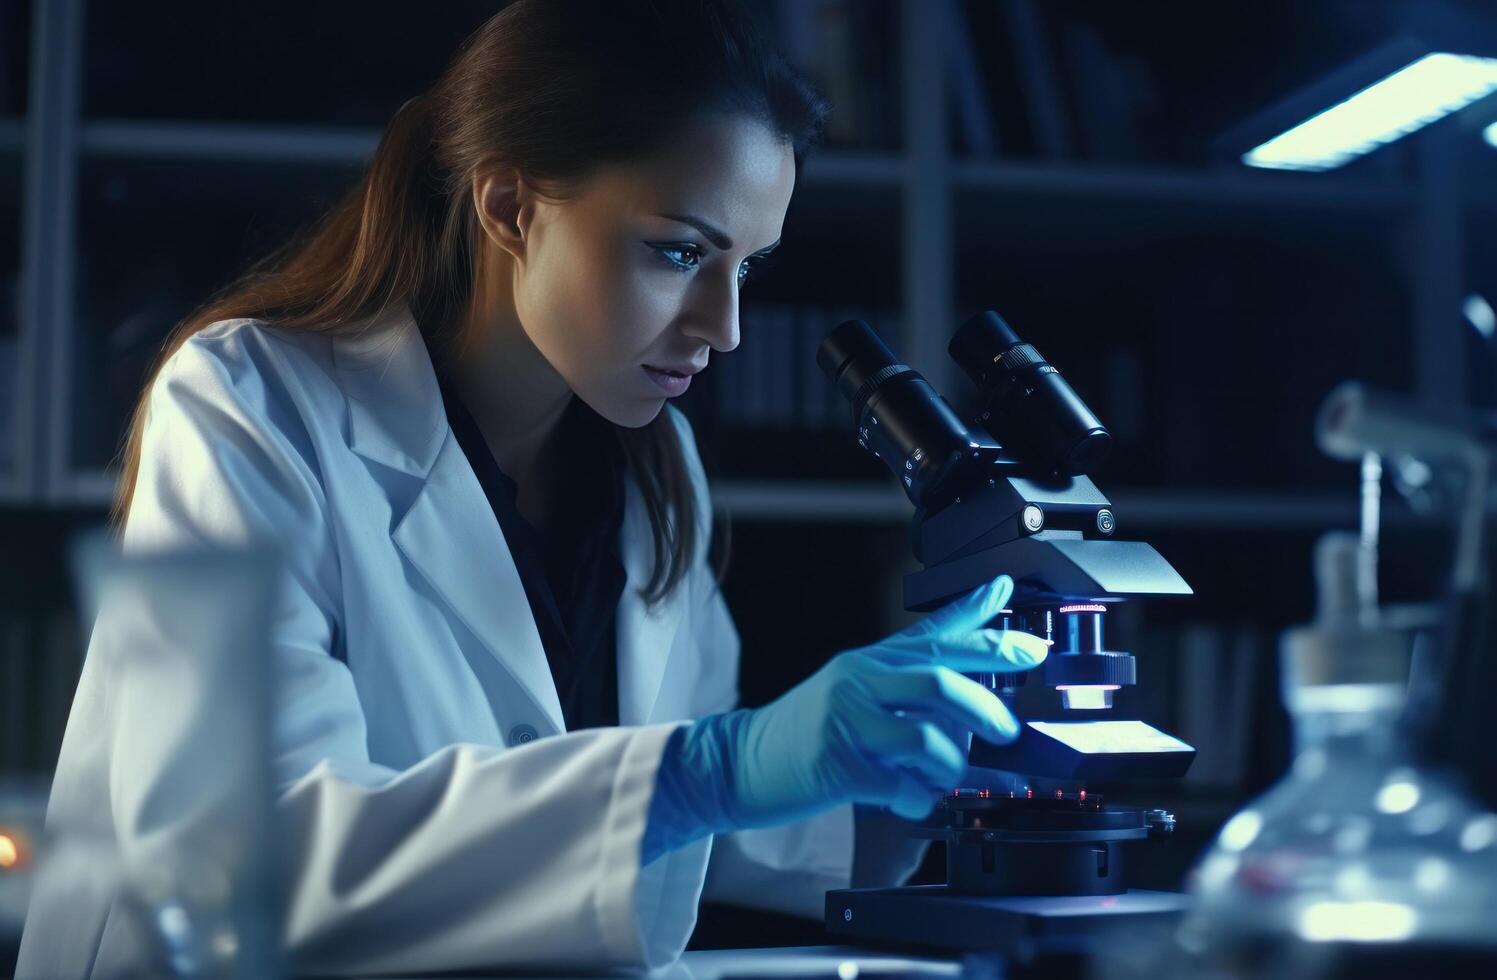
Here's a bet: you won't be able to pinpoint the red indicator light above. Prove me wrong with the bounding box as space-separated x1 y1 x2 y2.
1079 789 1087 802
1026 787 1034 799
978 788 991 799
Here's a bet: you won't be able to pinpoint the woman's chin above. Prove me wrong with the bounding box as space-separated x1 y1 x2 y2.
592 394 664 429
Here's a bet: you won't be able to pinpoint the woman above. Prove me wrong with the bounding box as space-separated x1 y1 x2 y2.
18 1 1047 975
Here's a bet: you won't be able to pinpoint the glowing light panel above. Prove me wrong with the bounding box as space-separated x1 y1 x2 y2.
1245 53 1497 171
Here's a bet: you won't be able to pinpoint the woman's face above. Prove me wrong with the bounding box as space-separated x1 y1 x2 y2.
498 115 797 427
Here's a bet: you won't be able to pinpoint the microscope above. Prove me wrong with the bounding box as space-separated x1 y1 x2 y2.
818 311 1197 953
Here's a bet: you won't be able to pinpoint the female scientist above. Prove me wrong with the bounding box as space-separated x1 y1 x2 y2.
18 1 1047 975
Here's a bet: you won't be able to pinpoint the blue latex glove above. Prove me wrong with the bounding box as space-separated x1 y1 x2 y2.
642 574 1047 865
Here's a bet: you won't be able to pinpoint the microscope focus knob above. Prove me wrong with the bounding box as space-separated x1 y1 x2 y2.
1146 809 1177 837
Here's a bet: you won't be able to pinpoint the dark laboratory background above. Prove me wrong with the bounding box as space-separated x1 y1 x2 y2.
2 0 1497 960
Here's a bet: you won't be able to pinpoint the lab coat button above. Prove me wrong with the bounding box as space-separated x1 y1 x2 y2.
508 724 539 746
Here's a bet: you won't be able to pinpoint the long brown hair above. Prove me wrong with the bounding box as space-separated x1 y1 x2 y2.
108 0 829 606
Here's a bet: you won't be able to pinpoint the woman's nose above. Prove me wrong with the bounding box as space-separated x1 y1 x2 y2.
687 279 741 353
707 312 740 354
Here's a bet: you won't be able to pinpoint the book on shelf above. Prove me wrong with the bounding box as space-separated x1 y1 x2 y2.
999 0 1075 159
0 611 30 772
762 304 795 427
1059 21 1158 163
0 605 83 774
0 18 21 120
771 0 897 150
1175 621 1266 792
944 0 999 157
950 2 1161 163
0 331 14 470
715 303 900 432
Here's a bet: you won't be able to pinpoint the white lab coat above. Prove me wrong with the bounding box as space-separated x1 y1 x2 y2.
17 304 923 978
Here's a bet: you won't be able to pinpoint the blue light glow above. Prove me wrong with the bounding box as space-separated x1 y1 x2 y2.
1463 294 1496 339
1245 53 1497 171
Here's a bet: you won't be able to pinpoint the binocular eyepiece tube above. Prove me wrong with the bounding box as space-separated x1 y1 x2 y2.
816 321 993 508
817 310 1113 509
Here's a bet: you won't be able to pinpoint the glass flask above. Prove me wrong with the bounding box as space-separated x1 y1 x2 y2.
1176 533 1497 976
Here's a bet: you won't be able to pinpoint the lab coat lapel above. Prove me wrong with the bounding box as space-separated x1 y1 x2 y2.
615 469 689 726
392 439 567 734
333 304 566 735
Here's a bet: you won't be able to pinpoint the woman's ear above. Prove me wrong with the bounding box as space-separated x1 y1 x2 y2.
471 169 530 263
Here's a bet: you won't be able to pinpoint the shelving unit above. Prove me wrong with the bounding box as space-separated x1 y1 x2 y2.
2 0 1471 528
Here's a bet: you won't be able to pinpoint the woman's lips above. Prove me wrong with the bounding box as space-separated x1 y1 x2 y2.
642 365 693 397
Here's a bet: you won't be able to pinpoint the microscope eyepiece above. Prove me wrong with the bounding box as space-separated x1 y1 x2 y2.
818 319 992 509
816 318 901 420
949 310 1112 477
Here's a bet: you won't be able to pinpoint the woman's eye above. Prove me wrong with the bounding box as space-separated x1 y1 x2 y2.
655 245 702 271
652 244 776 286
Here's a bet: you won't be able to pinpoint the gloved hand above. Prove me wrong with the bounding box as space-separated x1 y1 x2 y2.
642 574 1047 865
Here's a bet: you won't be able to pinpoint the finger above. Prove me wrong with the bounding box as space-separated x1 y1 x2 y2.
931 717 974 777
891 575 1015 644
884 770 941 821
904 712 977 783
856 717 968 791
879 627 1050 672
861 665 1021 745
831 719 936 818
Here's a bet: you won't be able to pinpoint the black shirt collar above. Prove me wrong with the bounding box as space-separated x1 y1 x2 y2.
428 359 625 537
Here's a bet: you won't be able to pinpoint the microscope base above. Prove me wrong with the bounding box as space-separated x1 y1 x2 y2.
824 885 1189 953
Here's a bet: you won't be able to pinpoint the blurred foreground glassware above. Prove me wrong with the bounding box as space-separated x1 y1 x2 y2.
1176 532 1497 977
25 531 286 979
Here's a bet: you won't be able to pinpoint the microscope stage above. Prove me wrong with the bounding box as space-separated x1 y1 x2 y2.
824 885 1190 953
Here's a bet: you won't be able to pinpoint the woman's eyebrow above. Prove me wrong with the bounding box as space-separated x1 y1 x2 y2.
655 212 781 255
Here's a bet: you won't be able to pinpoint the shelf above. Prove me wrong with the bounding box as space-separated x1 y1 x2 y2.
800 152 904 188
50 470 1372 529
70 118 1429 218
953 158 1412 213
80 120 379 164
73 118 906 188
712 480 908 523
54 470 115 507
53 472 907 517
709 479 1383 528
